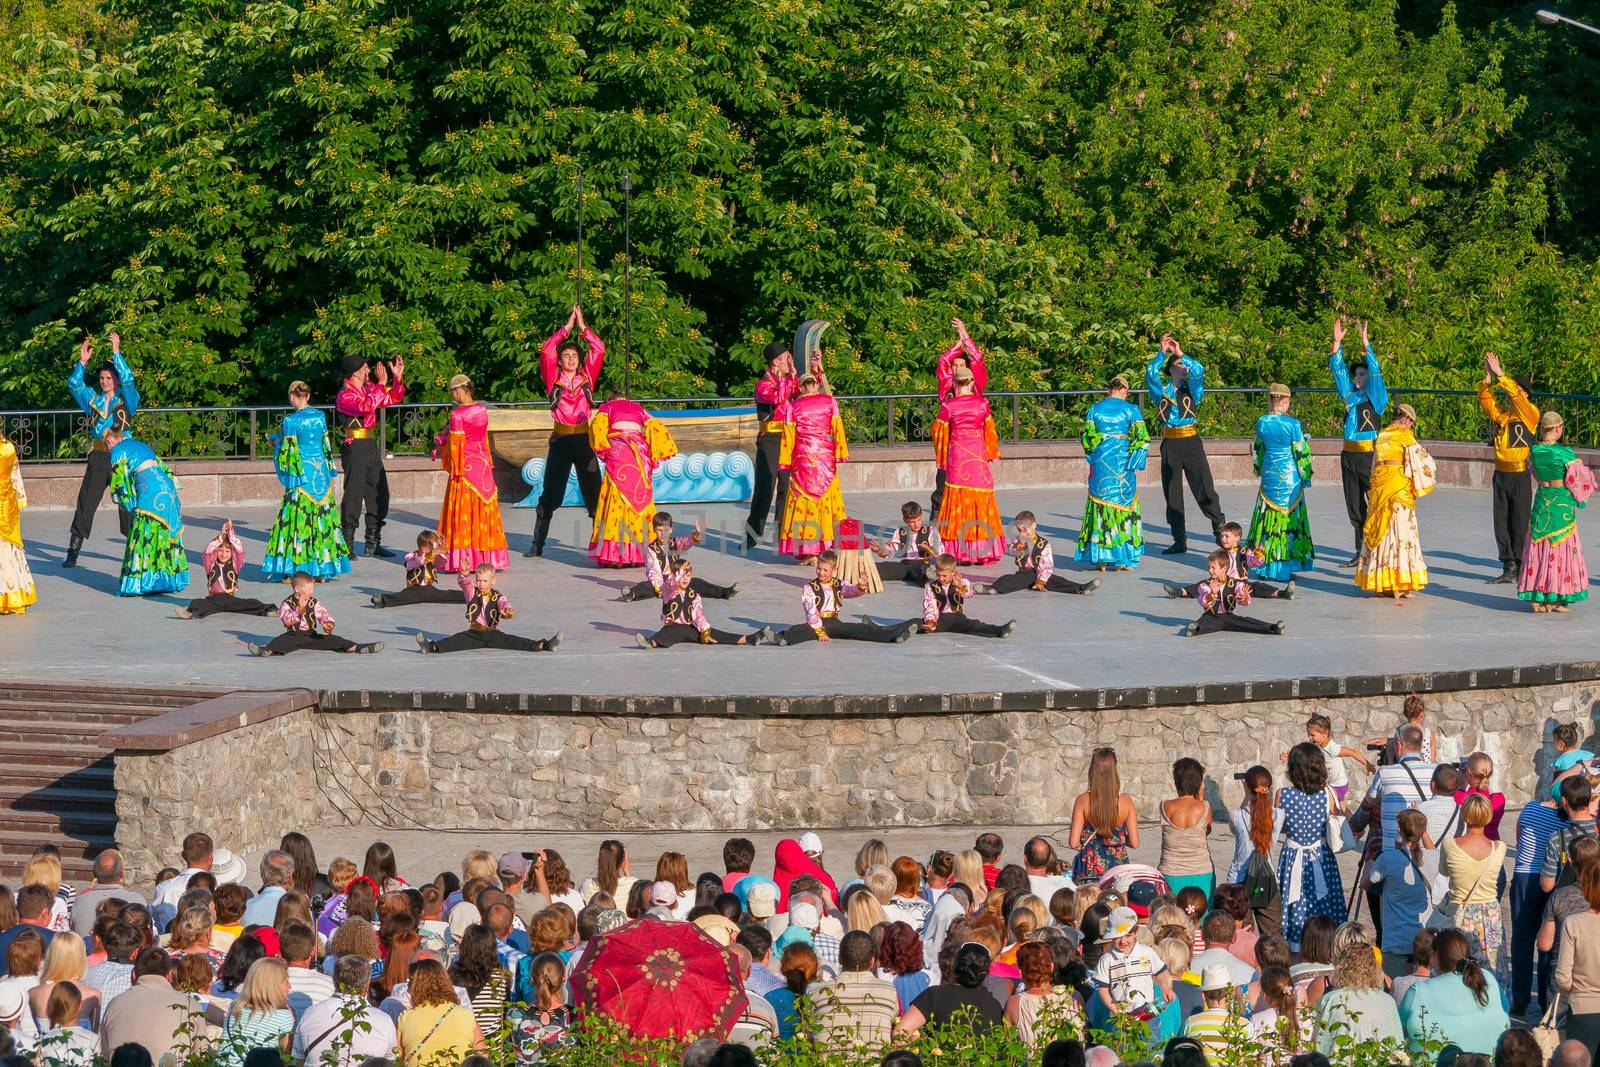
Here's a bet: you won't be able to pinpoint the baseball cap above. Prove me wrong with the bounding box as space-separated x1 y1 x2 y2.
498 852 531 881
0 983 25 1024
1199 964 1233 993
650 881 679 907
789 901 820 931
747 881 779 919
1097 906 1139 943
798 832 824 855
1126 879 1160 918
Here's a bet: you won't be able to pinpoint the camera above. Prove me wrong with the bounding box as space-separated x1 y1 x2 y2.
1232 772 1250 782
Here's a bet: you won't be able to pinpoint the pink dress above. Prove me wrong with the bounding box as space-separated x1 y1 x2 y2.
933 393 1005 564
778 394 849 559
588 399 677 566
434 402 509 572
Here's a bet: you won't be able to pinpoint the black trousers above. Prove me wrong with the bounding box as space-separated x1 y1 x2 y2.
782 618 905 644
1192 613 1276 636
627 577 734 600
1175 579 1282 599
930 468 948 517
1492 468 1533 568
745 433 789 545
1159 435 1225 545
378 585 463 606
1340 449 1374 550
876 559 929 585
991 567 1093 595
187 593 275 618
70 448 132 543
648 623 751 647
340 438 389 545
266 631 358 654
430 628 552 653
922 614 1008 638
540 432 602 517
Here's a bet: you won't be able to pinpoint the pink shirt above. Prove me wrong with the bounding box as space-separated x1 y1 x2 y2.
280 596 334 632
936 336 988 400
883 525 942 561
334 377 405 441
540 325 605 426
802 579 863 630
923 577 971 623
644 534 696 593
1012 535 1056 583
754 370 798 424
203 529 245 595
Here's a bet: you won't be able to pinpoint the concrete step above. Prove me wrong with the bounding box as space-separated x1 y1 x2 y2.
0 685 221 707
0 743 117 770
0 702 158 726
0 725 119 747
0 784 118 813
0 763 115 788
0 807 118 833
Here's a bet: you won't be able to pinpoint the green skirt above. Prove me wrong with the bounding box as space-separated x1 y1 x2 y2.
119 514 190 596
1247 494 1314 581
1076 497 1143 567
263 490 351 580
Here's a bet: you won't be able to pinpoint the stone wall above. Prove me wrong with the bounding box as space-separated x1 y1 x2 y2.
310 679 1600 832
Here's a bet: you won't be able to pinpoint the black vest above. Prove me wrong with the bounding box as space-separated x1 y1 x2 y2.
662 589 700 625
467 592 502 630
929 581 965 615
1015 533 1048 571
210 559 238 595
809 578 843 618
406 555 438 588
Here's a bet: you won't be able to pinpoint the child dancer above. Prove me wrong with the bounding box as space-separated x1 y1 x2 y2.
0 428 35 615
777 550 915 645
620 512 737 602
249 573 382 656
178 521 277 619
635 559 771 648
371 531 463 607
1164 521 1295 600
917 554 1013 638
868 501 942 585
1184 550 1284 637
973 511 1100 595
416 564 561 654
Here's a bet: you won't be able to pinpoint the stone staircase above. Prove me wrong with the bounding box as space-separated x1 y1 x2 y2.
0 683 226 881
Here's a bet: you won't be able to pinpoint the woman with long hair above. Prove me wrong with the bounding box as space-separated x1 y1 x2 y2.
653 852 693 921
1401 927 1508 1055
27 932 99 1027
34 981 97 1066
1557 862 1600 1059
579 840 637 905
1313 945 1403 1055
362 842 405 894
434 374 510 572
23 856 69 932
1069 748 1139 882
876 921 930 1011
277 832 331 909
535 850 582 913
845 888 887 933
262 380 350 581
451 924 509 1040
1519 409 1594 612
510 952 571 1056
765 943 818 1041
219 957 294 1067
1251 965 1306 1059
1276 742 1346 949
212 933 266 1001
397 958 484 1061
932 358 1006 564
1159 757 1214 900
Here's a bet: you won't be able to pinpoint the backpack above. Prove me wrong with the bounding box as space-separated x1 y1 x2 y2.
1242 850 1279 911
1555 825 1598 889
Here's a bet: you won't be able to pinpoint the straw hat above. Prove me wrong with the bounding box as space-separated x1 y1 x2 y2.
1267 383 1291 399
448 373 473 392
1540 411 1564 433
1396 403 1418 424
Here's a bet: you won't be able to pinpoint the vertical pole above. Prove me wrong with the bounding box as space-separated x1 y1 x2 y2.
575 170 585 312
249 410 257 461
623 171 633 397
1012 394 1020 442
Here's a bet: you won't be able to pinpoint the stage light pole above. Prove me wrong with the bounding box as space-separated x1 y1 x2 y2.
1537 9 1600 35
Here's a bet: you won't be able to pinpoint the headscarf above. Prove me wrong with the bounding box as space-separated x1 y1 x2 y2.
772 839 839 910
774 923 813 953
732 875 778 912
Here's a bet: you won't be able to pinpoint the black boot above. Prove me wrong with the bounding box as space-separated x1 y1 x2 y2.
367 540 395 559
343 529 360 558
1339 531 1360 568
1160 542 1188 556
525 506 552 557
62 535 83 568
1488 563 1518 585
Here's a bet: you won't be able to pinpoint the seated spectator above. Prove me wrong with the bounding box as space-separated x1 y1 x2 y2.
0 982 32 1056
218 957 294 1067
452 925 509 1040
27 931 98 1029
1312 945 1402 1056
83 921 139 1005
1400 928 1508 1055
212 885 248 949
395 959 484 1062
1153 936 1201 1021
167 906 224 971
32 981 96 1067
876 921 930 1012
1183 965 1246 1058
1005 940 1083 1052
0 886 56 974
278 922 332 1018
882 859 932 929
812 931 898 1053
1389 929 1435 1007
722 839 756 895
1191 911 1258 1002
1024 838 1071 903
98 949 203 1063
70 852 143 939
897 944 1004 1038
240 852 295 928
725 945 777 1048
766 943 818 1042
293 954 397 1067
1250 965 1308 1059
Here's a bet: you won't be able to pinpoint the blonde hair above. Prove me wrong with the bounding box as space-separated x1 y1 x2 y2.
1073 885 1102 925
327 857 358 893
863 866 896 905
288 380 311 398
952 850 985 894
1149 904 1191 934
39 931 88 984
170 906 214 951
1010 894 1051 932
230 956 290 1017
855 840 889 877
1462 792 1493 829
1331 943 1382 991
24 855 62 895
846 892 887 933
473 563 497 579
461 849 498 884
1154 936 1192 975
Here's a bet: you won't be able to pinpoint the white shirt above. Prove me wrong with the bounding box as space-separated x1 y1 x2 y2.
1028 873 1071 901
32 1026 98 1067
1192 947 1257 990
293 993 397 1066
151 867 206 929
883 896 933 929
1092 943 1165 1010
286 966 337 1019
1320 741 1349 789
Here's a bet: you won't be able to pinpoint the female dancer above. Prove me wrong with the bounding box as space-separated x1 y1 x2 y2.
1076 375 1148 570
932 365 1005 565
0 428 35 614
104 420 188 596
434 374 509 572
777 366 849 561
588 395 677 567
1519 410 1594 612
1355 404 1436 597
263 381 350 581
1248 384 1314 581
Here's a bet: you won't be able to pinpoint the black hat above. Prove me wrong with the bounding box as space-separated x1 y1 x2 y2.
340 355 367 380
763 340 790 364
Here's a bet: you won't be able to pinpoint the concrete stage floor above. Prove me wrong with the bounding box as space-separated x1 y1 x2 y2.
5 485 1598 697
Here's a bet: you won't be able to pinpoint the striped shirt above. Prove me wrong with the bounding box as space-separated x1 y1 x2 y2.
1516 803 1567 874
1362 757 1438 848
1184 1006 1248 1058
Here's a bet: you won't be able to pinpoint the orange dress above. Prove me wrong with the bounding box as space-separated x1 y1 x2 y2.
435 402 509 571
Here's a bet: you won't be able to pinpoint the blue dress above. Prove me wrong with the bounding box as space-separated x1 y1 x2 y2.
1247 413 1314 580
1275 787 1346 946
109 437 189 596
262 407 350 580
1076 396 1149 567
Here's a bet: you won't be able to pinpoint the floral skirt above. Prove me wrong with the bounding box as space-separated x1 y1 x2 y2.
1248 494 1314 581
120 514 189 596
1519 531 1589 606
588 477 651 568
1076 496 1142 568
263 490 352 580
0 538 35 614
779 479 847 560
937 484 1006 565
1356 503 1427 593
1454 901 1508 987
438 482 509 573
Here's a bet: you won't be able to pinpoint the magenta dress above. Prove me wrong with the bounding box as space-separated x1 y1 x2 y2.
933 394 1005 564
434 402 510 572
778 394 849 559
588 398 677 567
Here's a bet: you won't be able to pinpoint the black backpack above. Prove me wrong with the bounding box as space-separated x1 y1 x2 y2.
1242 850 1279 910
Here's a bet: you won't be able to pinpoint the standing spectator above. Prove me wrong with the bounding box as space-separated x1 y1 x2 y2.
1277 743 1346 949
897 943 1004 1038
1455 753 1507 841
1540 837 1600 978
0 886 55 973
876 922 929 1012
1556 863 1600 1059
151 834 213 930
766 943 818 1041
1400 928 1508 1055
396 959 483 1062
1069 749 1140 883
1511 778 1565 1016
883 859 931 929
1441 794 1509 984
1312 945 1403 1056
1367 809 1433 979
98 949 202 1062
218 958 294 1067
292 954 396 1067
1006 941 1082 1052
1226 766 1284 938
70 853 143 939
1160 758 1214 900
812 931 898 1052
1543 778 1597 894
240 852 295 929
1350 723 1438 850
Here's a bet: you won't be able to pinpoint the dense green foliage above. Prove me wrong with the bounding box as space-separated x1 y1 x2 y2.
1 0 1598 409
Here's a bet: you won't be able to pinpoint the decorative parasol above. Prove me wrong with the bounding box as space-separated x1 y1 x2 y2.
794 319 829 376
569 917 747 1041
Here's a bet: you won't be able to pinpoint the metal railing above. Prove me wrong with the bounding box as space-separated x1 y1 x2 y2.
4 388 1599 463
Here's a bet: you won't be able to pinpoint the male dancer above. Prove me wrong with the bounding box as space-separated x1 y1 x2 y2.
528 305 605 556
1329 318 1387 566
1145 334 1225 554
63 333 137 567
335 353 405 558
745 339 798 549
177 521 277 619
1477 350 1540 584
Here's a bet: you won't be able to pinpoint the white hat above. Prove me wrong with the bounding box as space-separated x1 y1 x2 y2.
1097 906 1139 943
1199 964 1234 993
0 983 24 1024
798 832 824 855
747 882 779 919
650 881 679 906
789 901 820 931
211 847 246 886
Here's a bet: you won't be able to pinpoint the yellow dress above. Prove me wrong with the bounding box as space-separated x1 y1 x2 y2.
0 440 37 614
1355 424 1436 594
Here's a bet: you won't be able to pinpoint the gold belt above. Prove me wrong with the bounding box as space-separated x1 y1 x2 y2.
1162 426 1198 440
762 420 786 434
1495 459 1528 474
1376 460 1401 467
551 422 588 436
470 623 495 632
345 428 372 440
1342 439 1374 453
819 611 838 619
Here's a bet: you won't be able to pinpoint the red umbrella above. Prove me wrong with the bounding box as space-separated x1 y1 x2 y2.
569 917 747 1041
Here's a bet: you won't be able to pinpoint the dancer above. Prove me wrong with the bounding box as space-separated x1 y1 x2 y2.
1077 375 1148 571
528 305 605 557
746 340 798 548
0 428 35 615
178 521 276 619
636 559 770 648
415 565 560 654
1247 383 1314 582
973 511 1099 595
1164 522 1292 600
621 513 736 602
588 394 677 567
1519 411 1594 613
335 354 405 558
262 381 350 582
1355 404 1436 598
777 368 848 561
434 374 509 572
869 501 942 586
250 573 381 656
777 550 913 645
919 554 1014 638
931 318 988 515
104 421 188 597
1145 334 1225 554
1478 351 1541 584
1183 550 1284 637
932 364 1005 565
63 333 137 567
371 531 462 607
1330 318 1388 566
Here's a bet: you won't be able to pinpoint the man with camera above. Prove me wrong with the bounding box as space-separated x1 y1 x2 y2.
1350 723 1461 935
